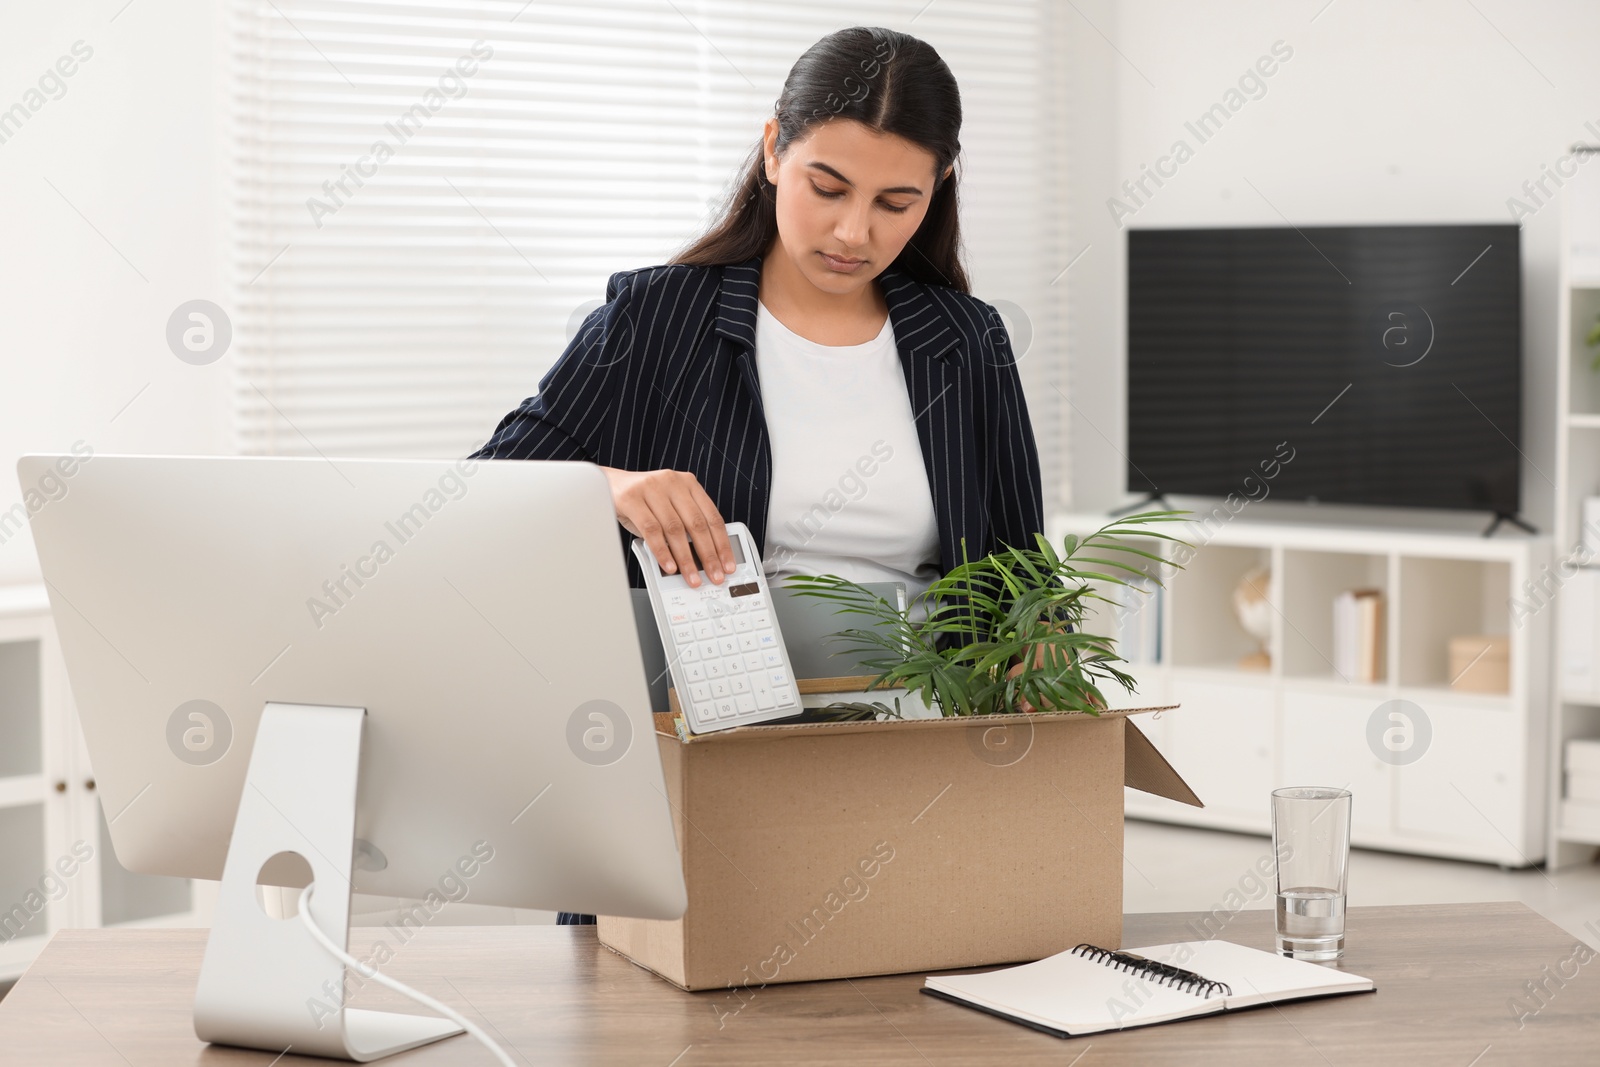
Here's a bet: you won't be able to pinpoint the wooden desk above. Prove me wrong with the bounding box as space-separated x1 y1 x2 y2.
2 903 1593 1065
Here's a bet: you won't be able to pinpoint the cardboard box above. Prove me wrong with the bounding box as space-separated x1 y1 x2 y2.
597 685 1199 992
1448 634 1510 694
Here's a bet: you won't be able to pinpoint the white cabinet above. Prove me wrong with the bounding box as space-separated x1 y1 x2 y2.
1280 688 1393 841
1396 700 1525 862
0 586 207 981
1162 675 1274 820
1055 512 1550 866
0 590 68 977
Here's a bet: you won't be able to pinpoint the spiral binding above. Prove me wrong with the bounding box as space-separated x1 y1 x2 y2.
1070 943 1233 999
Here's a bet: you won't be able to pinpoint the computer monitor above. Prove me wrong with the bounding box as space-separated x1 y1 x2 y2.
19 453 687 1061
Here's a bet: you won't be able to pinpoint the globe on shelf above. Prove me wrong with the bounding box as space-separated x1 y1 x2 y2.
1232 564 1272 671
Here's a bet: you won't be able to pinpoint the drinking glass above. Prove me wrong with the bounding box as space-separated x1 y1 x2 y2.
1271 786 1351 961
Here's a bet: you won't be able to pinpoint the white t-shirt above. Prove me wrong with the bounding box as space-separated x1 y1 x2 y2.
754 299 942 615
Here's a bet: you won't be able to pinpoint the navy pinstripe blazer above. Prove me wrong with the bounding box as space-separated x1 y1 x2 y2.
471 253 1044 591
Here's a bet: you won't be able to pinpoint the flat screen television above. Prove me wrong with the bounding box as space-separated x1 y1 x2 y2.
1126 224 1522 518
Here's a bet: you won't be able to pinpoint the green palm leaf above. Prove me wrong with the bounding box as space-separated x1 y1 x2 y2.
783 511 1192 717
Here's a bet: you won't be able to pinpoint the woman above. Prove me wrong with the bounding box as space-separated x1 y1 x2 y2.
472 26 1043 924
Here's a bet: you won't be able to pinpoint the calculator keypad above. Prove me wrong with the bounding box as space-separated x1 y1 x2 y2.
661 588 795 725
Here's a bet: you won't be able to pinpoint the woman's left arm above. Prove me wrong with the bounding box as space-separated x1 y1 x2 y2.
979 301 1045 555
979 301 1086 706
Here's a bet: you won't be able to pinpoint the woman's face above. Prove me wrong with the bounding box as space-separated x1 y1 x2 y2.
762 116 951 298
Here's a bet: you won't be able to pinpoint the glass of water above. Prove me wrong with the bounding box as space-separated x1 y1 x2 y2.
1271 786 1352 961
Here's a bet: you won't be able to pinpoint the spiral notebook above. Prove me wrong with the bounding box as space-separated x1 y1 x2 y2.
922 939 1375 1037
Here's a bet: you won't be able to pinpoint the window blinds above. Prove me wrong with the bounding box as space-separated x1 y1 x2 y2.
229 0 1068 505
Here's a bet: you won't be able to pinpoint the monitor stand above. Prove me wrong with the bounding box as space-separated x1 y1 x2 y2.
193 702 465 1062
1482 512 1538 538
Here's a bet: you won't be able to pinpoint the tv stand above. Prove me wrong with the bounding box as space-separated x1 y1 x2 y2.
1482 512 1539 538
1110 492 1173 517
1049 509 1552 867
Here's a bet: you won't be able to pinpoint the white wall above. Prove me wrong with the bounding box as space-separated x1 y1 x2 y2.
6 0 1593 585
0 1 230 586
1065 0 1600 531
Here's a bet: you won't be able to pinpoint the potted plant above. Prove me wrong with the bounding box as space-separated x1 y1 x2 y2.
783 510 1190 719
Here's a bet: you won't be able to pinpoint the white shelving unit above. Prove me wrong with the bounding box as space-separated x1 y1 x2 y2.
0 585 212 981
1051 513 1551 867
1550 151 1600 869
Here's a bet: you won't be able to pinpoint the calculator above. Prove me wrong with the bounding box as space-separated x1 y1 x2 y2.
631 522 802 733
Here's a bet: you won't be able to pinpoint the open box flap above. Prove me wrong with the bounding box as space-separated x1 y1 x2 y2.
1123 716 1203 807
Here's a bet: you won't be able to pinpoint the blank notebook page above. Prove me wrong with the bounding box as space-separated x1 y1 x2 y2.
926 950 1216 1032
925 940 1372 1035
1141 939 1372 1009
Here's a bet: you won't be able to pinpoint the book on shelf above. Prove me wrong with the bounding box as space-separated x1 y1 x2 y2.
1567 774 1600 804
1333 588 1383 684
1559 569 1598 697
1567 738 1600 776
1560 798 1600 836
922 939 1375 1038
1111 574 1162 665
1566 739 1600 806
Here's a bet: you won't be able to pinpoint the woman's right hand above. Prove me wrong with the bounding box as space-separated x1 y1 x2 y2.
599 466 737 587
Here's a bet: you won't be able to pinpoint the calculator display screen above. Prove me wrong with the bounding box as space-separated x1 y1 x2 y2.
658 530 745 576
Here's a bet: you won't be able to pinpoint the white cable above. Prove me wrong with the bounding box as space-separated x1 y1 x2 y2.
297 883 515 1067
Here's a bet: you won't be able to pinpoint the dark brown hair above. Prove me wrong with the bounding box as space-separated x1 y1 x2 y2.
668 26 969 293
